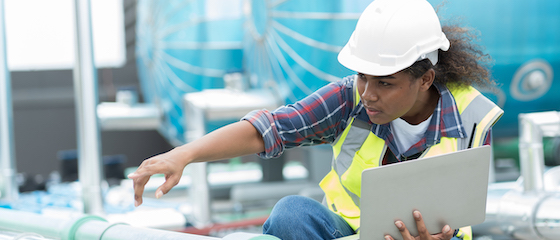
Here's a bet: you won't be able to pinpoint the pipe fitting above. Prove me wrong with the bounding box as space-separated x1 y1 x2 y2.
496 190 550 239
534 193 560 240
62 215 107 240
474 112 560 239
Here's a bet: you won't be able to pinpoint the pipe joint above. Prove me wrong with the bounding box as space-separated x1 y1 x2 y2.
497 190 549 240
61 215 107 240
534 193 560 240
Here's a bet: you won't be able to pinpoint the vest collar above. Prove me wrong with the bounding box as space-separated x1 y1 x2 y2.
351 82 467 158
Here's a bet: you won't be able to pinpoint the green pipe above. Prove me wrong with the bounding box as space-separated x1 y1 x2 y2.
0 208 279 240
0 208 105 240
0 208 215 240
73 221 125 240
0 230 54 239
96 224 220 240
493 137 560 166
221 233 281 240
65 215 109 240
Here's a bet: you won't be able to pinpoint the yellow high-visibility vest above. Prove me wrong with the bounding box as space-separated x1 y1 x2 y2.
319 82 503 240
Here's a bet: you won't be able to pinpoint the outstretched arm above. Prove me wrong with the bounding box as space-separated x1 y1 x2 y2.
127 120 264 206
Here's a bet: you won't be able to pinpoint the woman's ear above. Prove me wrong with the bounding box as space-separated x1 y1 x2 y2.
420 69 436 91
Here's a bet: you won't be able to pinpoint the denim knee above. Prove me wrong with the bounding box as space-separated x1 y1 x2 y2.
263 195 354 240
264 195 314 231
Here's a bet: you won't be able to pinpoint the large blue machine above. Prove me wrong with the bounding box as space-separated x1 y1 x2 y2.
136 0 560 144
438 0 560 138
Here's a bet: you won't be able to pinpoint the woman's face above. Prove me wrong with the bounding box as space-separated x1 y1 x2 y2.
357 71 431 125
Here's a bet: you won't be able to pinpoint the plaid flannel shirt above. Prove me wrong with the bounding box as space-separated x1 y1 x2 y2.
242 75 491 161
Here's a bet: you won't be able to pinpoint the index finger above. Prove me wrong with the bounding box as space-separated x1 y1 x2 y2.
129 171 151 207
392 220 414 240
128 160 157 207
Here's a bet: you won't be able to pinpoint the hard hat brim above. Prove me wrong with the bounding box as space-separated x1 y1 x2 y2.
338 44 418 76
337 38 450 76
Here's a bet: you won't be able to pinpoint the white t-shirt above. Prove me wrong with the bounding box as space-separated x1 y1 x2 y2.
390 115 433 154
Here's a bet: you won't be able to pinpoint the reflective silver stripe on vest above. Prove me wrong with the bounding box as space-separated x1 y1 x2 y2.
456 94 499 150
332 118 372 207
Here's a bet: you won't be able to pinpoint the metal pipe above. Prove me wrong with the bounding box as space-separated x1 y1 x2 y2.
72 0 104 215
496 190 548 239
518 113 546 192
0 0 18 201
473 180 560 240
473 111 560 239
534 193 560 240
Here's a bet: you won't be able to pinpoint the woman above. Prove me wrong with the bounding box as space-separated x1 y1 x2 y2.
128 0 503 239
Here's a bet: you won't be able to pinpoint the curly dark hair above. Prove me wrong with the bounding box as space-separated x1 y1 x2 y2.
403 25 496 91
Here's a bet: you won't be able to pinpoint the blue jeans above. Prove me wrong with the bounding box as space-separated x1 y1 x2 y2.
263 195 355 239
263 195 463 240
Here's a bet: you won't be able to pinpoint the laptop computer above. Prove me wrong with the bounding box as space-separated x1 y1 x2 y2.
338 145 491 240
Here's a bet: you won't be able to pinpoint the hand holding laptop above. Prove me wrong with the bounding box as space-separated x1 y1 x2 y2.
385 210 454 240
355 146 491 240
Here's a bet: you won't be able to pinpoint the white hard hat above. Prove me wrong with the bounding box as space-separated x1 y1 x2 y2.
338 0 450 76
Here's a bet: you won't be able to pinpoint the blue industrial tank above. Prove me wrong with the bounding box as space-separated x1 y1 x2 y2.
136 0 244 144
136 0 560 143
242 0 370 102
136 0 372 144
433 0 560 137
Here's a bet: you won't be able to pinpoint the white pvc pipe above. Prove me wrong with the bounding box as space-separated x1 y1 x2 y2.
72 0 104 215
0 0 18 201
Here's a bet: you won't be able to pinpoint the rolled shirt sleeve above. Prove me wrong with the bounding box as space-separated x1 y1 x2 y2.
242 76 356 159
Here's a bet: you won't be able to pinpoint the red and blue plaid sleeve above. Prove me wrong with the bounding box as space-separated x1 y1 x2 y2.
483 127 493 146
242 76 355 159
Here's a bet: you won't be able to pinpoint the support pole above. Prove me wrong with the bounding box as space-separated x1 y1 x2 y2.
184 104 212 228
73 0 104 215
0 0 18 201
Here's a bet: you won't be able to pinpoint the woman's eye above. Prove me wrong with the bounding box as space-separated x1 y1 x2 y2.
357 73 365 79
379 81 390 86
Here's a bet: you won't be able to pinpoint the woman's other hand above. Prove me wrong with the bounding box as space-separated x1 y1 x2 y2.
385 210 454 240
